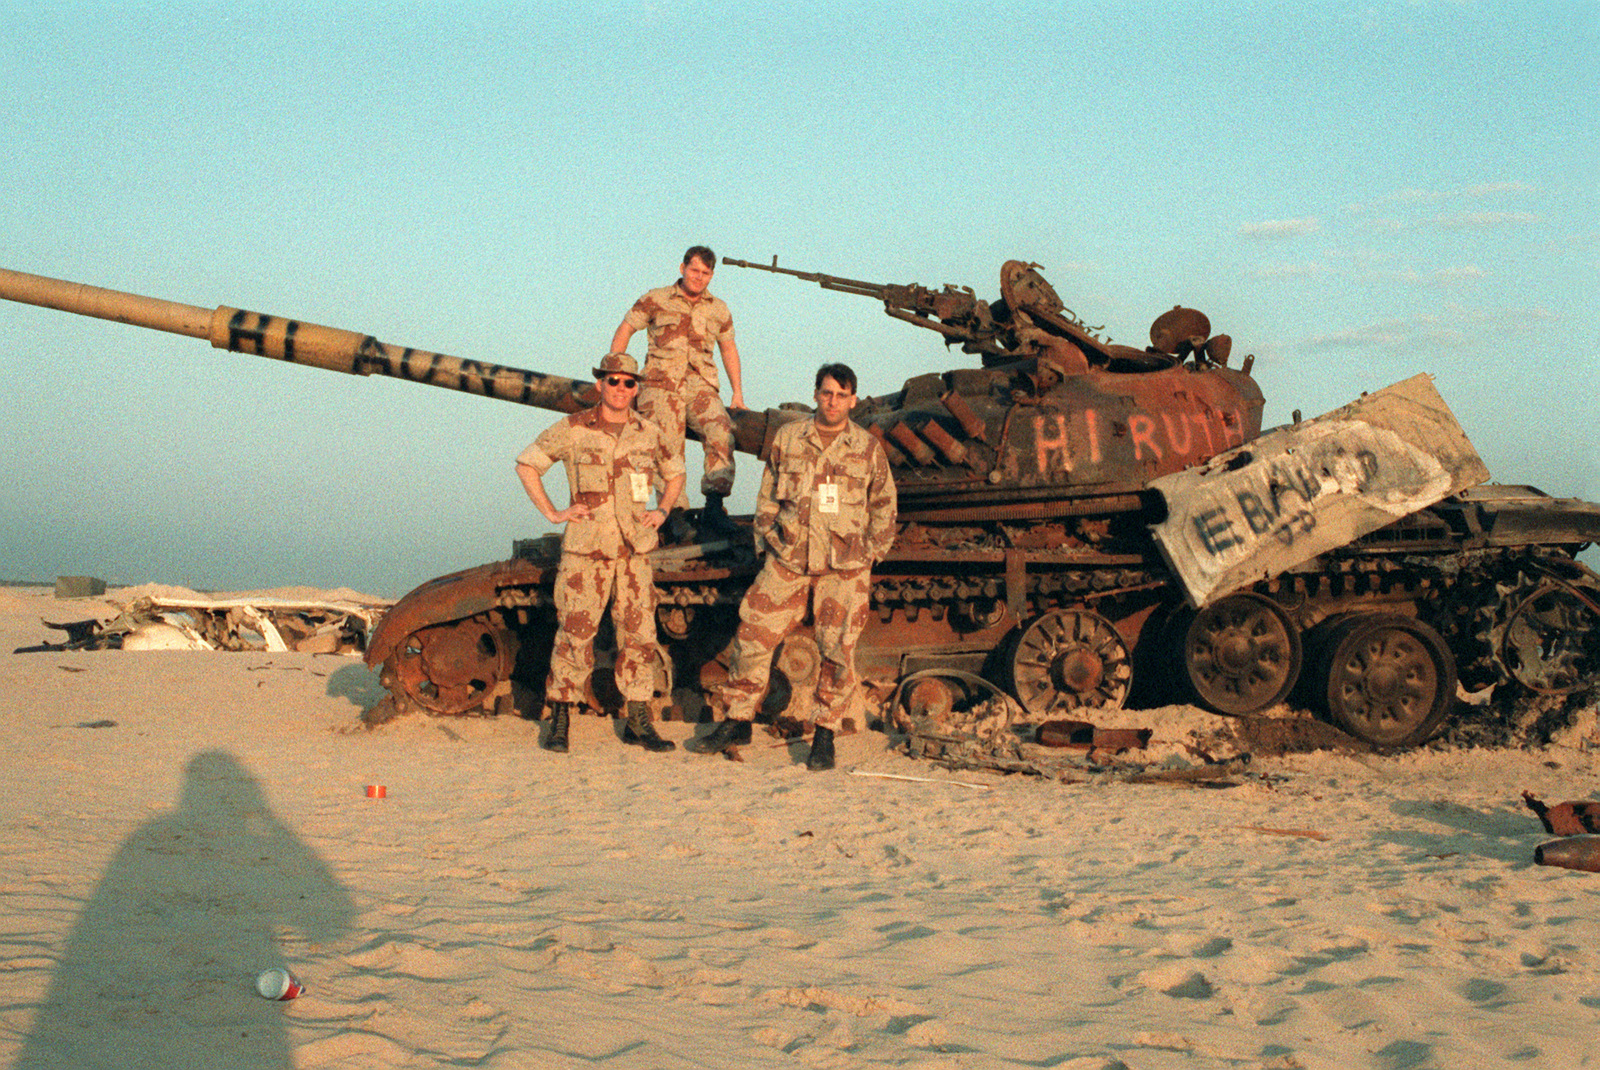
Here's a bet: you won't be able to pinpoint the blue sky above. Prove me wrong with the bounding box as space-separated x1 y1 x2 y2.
2 1 1594 597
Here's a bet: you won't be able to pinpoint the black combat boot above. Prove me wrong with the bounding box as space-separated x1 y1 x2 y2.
685 717 753 755
622 701 676 752
543 702 570 753
662 507 695 545
805 725 836 771
699 492 740 538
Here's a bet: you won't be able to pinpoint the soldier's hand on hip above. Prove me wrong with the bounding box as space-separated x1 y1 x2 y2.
552 504 592 524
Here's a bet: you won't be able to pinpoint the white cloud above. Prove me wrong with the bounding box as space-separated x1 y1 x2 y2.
1460 181 1538 198
1238 218 1322 239
1434 211 1540 230
1296 303 1551 355
1247 261 1328 279
1346 182 1541 217
1392 265 1486 285
1301 321 1413 351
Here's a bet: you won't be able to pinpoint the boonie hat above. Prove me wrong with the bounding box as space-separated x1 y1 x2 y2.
593 352 640 379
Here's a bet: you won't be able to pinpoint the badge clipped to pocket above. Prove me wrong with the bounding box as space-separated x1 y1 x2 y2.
817 482 840 515
629 471 650 504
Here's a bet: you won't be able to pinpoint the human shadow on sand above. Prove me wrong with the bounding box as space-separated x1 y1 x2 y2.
14 749 355 1070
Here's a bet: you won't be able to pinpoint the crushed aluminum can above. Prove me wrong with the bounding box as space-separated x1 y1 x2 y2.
255 967 307 1001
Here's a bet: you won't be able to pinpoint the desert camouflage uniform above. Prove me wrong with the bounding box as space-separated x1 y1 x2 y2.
517 406 685 705
623 282 738 496
718 417 897 728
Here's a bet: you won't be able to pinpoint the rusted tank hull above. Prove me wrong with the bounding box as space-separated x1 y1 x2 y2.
7 261 1600 749
366 457 1600 751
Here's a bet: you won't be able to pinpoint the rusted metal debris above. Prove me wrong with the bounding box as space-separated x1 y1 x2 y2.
893 676 1164 779
1522 790 1600 835
1149 374 1490 608
1534 835 1600 873
1036 719 1153 751
16 594 388 655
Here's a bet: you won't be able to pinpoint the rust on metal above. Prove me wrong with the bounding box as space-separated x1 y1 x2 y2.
1035 719 1152 751
1523 791 1600 835
1534 835 1600 873
888 422 938 465
918 420 970 465
9 257 1600 750
940 390 988 442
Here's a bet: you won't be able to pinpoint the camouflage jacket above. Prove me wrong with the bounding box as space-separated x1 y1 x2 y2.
755 418 898 574
517 407 685 558
622 282 735 390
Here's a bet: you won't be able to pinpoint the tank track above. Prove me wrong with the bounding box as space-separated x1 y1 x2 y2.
373 519 1600 750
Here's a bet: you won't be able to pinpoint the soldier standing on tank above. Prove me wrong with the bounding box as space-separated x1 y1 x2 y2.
516 353 686 754
686 363 897 771
609 245 744 536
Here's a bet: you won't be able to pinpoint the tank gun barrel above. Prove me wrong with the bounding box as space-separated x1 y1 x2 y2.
0 265 789 454
0 265 595 412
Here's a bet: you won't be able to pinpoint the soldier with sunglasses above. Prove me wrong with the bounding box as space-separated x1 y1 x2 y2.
516 353 685 753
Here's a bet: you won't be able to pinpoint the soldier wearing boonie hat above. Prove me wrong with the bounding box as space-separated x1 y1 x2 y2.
515 352 684 754
592 352 640 379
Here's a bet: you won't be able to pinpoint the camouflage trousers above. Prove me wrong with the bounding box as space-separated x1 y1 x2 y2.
718 559 872 729
544 552 659 705
638 375 735 497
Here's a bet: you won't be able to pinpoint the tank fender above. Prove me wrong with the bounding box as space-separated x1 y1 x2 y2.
365 558 545 667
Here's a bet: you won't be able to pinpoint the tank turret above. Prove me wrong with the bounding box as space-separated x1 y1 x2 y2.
722 258 1266 520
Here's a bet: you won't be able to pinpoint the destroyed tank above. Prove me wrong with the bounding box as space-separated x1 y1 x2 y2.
3 261 1598 748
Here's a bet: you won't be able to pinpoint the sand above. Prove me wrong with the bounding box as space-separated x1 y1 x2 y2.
1 584 1598 1069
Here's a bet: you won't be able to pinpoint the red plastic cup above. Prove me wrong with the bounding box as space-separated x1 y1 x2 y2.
255 967 307 1000
366 784 387 799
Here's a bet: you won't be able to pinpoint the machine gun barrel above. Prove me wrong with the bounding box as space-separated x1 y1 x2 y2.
723 255 1001 358
0 265 784 455
719 257 891 300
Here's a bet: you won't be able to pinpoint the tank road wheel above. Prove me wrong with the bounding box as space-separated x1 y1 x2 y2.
1321 614 1455 747
894 669 1015 724
391 615 516 716
1008 609 1132 715
892 669 1022 743
1496 580 1600 695
1182 593 1303 715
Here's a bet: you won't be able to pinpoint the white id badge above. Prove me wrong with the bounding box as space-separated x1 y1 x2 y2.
629 472 650 503
817 482 840 514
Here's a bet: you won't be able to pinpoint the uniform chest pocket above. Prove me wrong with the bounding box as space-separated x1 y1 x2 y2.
839 474 867 505
622 449 656 477
574 450 611 494
777 460 812 502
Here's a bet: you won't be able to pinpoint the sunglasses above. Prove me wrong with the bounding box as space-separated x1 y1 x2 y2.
605 376 639 388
